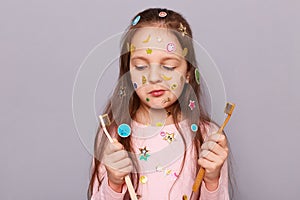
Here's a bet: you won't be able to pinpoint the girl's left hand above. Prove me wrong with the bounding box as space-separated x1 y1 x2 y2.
198 132 228 189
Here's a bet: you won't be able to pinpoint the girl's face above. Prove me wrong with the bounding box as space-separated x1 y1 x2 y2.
129 27 188 109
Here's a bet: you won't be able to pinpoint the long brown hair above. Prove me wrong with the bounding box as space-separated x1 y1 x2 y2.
88 8 232 200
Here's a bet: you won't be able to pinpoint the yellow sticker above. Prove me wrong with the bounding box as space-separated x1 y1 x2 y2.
146 48 152 54
170 83 178 90
182 48 188 57
140 175 148 184
130 44 136 54
142 35 151 43
142 76 147 84
161 74 172 81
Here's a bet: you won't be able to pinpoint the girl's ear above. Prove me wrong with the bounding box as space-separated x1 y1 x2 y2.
186 73 190 83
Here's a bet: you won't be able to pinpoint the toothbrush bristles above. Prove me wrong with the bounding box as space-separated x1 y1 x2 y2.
224 102 235 115
101 114 111 126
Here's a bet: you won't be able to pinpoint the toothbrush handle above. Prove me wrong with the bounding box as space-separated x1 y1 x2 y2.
192 167 205 192
125 175 138 200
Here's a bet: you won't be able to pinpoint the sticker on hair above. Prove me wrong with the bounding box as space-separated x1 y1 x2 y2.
182 47 188 57
166 43 176 52
178 23 187 37
195 68 200 85
191 124 198 132
132 15 141 26
133 82 138 89
158 11 167 18
118 87 126 97
142 35 151 43
117 124 131 138
189 100 195 110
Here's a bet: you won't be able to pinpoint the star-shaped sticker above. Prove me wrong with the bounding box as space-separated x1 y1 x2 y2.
163 132 175 143
146 48 152 54
139 146 150 161
189 100 195 110
118 87 126 97
178 23 188 37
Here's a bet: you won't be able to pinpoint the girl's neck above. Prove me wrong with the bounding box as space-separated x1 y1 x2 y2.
135 105 175 126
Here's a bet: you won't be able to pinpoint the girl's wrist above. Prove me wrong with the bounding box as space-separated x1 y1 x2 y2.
204 177 219 191
108 179 124 193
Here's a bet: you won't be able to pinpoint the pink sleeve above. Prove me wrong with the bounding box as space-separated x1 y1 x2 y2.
199 159 229 200
90 160 128 200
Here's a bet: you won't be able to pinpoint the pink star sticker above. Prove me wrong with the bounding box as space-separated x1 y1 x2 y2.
189 100 195 110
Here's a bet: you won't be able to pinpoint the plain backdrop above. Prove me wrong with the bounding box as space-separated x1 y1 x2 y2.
1 0 299 200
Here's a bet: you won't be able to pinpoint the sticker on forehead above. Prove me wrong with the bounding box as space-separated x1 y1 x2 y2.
146 48 152 54
142 35 151 43
130 44 136 54
166 43 176 53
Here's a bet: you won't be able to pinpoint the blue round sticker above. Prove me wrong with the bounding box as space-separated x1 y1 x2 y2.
132 15 141 26
191 124 198 132
118 124 131 138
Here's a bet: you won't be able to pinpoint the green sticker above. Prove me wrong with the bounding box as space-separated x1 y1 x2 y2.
195 68 200 85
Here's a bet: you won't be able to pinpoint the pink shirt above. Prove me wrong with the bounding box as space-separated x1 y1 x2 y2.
91 120 229 200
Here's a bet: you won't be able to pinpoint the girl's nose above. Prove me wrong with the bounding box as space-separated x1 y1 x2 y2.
148 65 162 84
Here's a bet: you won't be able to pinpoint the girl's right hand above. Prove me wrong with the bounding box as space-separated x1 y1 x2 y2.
103 138 133 191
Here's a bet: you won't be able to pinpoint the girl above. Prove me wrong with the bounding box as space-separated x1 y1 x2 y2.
88 8 230 200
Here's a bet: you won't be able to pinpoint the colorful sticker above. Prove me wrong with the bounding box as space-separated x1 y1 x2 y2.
146 97 150 102
191 124 198 132
160 131 166 137
132 15 141 26
170 83 178 90
146 48 152 54
161 74 172 81
156 122 163 127
182 194 188 200
158 11 167 17
166 43 176 52
118 87 126 97
195 68 200 84
139 146 150 161
163 132 175 143
140 175 148 184
142 35 151 43
189 100 195 110
142 75 147 84
133 82 138 89
182 47 188 57
117 124 131 138
178 23 187 37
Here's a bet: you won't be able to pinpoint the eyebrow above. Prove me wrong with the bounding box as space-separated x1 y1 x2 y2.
130 56 181 63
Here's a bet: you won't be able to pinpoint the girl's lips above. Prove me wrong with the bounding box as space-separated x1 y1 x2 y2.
149 90 165 97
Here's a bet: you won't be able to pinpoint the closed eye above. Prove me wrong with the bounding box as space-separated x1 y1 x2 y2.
135 65 147 71
162 65 176 71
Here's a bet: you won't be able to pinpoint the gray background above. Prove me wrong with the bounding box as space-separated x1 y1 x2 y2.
1 0 299 200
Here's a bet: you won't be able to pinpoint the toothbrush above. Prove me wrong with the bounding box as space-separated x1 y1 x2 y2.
192 102 236 192
99 114 138 200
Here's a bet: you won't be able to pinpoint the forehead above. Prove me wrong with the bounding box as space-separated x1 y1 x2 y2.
131 27 183 57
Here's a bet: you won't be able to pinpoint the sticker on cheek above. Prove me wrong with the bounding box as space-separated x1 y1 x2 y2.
161 74 172 81
157 37 162 43
170 83 178 90
142 75 147 84
143 35 151 43
166 43 176 52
